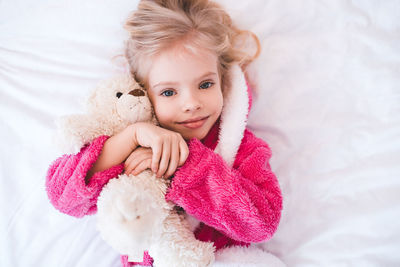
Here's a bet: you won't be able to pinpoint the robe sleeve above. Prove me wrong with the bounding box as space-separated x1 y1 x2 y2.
166 129 282 243
46 135 124 217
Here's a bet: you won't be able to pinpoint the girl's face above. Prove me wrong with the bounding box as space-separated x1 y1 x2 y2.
147 45 223 141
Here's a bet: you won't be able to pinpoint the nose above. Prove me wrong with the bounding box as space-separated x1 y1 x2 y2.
129 89 145 97
182 92 202 112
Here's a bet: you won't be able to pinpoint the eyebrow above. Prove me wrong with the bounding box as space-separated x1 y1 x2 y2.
151 71 217 90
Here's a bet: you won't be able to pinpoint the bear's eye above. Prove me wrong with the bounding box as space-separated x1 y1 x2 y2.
116 92 123 98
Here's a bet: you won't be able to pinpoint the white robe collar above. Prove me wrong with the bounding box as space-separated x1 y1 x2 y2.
214 64 249 167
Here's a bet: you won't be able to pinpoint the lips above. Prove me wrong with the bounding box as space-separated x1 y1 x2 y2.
177 116 209 129
178 116 209 124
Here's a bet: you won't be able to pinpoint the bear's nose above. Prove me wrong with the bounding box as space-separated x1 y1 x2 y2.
129 89 145 97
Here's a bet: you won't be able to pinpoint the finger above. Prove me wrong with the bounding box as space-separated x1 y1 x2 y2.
125 156 146 175
178 139 189 166
157 139 171 178
124 149 135 167
125 150 140 170
151 139 163 173
165 139 179 178
125 149 151 174
132 159 152 175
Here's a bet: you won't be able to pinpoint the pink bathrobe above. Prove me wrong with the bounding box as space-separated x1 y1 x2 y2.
46 65 282 266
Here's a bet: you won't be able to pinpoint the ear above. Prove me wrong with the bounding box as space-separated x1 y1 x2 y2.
86 86 99 113
54 114 100 154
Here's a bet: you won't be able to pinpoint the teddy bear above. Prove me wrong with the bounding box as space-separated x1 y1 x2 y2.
54 73 215 267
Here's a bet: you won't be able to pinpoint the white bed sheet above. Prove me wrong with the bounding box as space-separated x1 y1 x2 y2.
1 0 399 266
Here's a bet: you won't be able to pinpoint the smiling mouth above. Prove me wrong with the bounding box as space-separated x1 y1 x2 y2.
177 116 209 124
177 116 209 129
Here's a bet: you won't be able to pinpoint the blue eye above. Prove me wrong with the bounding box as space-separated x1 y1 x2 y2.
200 81 214 89
161 90 175 97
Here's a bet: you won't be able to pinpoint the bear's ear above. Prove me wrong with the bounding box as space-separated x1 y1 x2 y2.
54 114 98 154
86 86 99 112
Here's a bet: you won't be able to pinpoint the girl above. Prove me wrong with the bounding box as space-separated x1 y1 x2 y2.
46 0 283 266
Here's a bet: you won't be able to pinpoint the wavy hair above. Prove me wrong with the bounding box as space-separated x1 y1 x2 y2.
124 0 260 91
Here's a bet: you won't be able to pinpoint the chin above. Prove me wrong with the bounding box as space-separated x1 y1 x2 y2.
181 129 205 141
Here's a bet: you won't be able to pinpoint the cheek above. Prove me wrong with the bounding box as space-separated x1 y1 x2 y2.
213 90 224 115
153 102 175 125
148 93 172 124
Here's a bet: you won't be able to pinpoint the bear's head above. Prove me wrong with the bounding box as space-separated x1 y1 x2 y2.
55 74 156 154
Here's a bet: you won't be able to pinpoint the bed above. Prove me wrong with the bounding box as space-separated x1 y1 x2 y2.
1 0 399 266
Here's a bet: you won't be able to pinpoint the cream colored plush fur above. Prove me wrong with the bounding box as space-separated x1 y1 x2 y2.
56 74 215 267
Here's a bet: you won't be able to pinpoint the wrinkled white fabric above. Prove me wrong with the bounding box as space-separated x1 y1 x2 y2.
1 0 399 266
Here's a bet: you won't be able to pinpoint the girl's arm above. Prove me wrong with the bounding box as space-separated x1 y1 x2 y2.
46 135 125 218
46 125 138 217
86 122 188 182
85 125 138 183
165 129 283 243
46 123 188 218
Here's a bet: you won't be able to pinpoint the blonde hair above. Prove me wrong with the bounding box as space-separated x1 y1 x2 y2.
124 0 261 91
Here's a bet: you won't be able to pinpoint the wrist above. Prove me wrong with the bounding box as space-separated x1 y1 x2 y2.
127 124 139 151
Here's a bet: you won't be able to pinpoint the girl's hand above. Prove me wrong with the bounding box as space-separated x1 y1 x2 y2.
124 147 153 176
132 122 189 178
